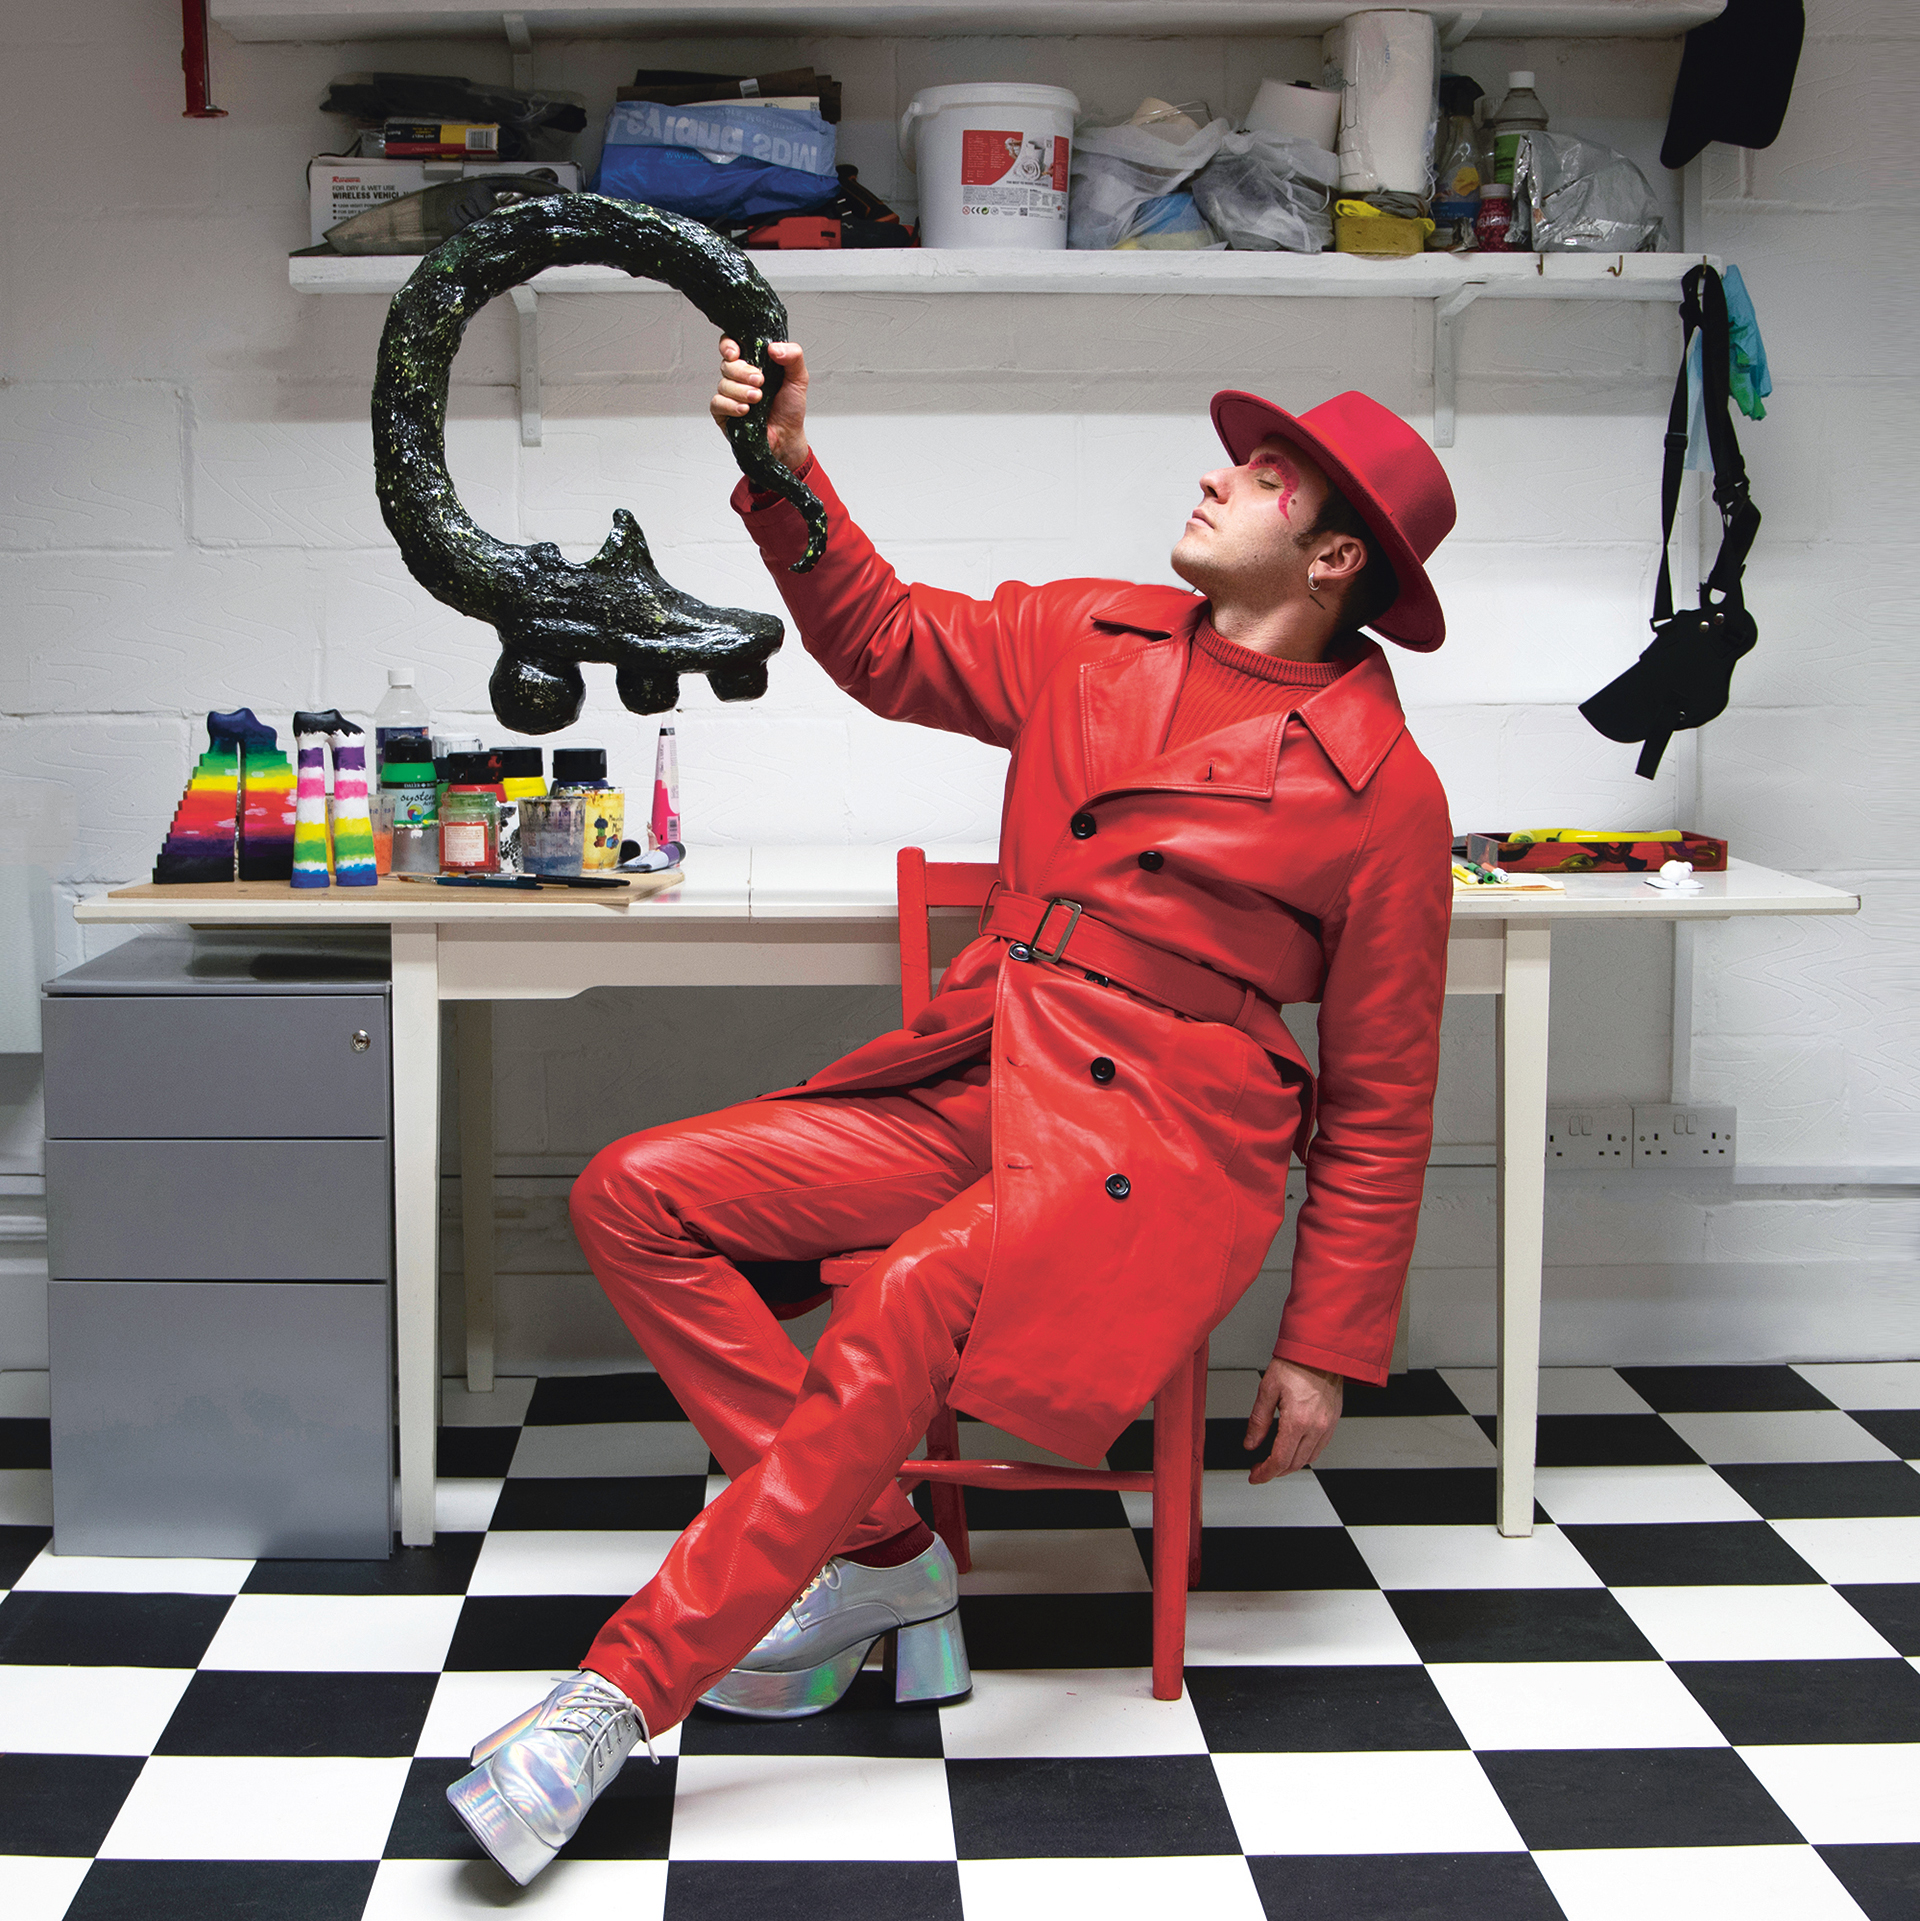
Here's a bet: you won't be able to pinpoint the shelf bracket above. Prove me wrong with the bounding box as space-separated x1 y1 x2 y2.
509 284 541 447
1440 9 1484 48
503 12 533 90
1431 281 1484 449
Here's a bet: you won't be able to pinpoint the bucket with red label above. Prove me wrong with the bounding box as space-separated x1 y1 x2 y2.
899 84 1079 250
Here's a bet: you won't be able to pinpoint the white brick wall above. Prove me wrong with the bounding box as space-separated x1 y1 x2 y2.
1 0 1913 1373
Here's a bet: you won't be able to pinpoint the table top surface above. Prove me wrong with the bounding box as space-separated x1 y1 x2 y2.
76 848 1860 928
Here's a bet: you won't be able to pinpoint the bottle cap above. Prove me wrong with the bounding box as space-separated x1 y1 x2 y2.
444 751 498 785
381 735 436 772
388 667 415 687
1481 182 1511 198
498 747 544 779
553 747 608 784
1508 70 1534 89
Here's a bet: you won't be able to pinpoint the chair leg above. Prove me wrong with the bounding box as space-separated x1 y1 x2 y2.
923 1403 971 1575
1188 1342 1207 1590
1150 1357 1197 1702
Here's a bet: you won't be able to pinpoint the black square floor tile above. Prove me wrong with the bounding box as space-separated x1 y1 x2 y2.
1851 1410 1920 1459
0 1752 145 1855
65 1860 378 1921
436 1425 521 1477
0 1415 50 1468
1480 1414 1701 1468
1479 1747 1802 1850
1186 1664 1465 1752
1561 1522 1821 1587
665 1860 962 1921
956 1593 1151 1669
244 1533 483 1596
1342 1371 1472 1418
155 1670 437 1757
1153 1526 1377 1592
1816 1844 1920 1921
947 1754 1240 1857
949 1485 1133 1530
1715 1462 1920 1518
445 1594 627 1671
489 1474 707 1530
1388 1590 1659 1664
525 1372 687 1425
388 1754 676 1860
1619 1365 1835 1412
1671 1658 1920 1745
0 1523 50 1586
1247 1851 1561 1921
681 1670 945 1758
0 1590 230 1667
1315 1469 1545 1528
1837 1584 1920 1656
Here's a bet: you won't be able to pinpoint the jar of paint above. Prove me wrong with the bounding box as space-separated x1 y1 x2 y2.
440 754 502 873
552 747 624 872
1474 182 1515 252
379 735 439 825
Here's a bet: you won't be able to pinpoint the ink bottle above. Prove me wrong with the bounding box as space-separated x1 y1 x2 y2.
553 747 624 873
440 752 502 874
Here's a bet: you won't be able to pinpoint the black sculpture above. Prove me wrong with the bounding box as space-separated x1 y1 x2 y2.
372 193 828 734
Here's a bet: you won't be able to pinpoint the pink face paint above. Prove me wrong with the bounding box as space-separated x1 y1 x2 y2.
1248 449 1300 521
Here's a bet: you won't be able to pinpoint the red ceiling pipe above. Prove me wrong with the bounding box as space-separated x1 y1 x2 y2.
181 0 227 117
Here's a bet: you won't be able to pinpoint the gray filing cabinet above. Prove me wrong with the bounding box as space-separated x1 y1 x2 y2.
42 931 395 1558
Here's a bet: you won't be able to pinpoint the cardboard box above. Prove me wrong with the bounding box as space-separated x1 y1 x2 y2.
307 156 582 245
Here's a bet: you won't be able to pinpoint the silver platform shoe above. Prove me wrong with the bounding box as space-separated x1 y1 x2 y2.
699 1536 970 1720
447 1670 655 1886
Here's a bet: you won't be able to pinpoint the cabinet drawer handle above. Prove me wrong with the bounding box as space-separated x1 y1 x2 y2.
351 1029 372 1053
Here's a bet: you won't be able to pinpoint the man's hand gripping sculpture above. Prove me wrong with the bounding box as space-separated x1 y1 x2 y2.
447 336 1457 1885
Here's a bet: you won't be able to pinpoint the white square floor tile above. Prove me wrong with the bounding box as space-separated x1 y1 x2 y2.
1535 1844 1871 1921
1770 1516 1920 1585
1534 1464 1761 1525
430 1479 502 1534
363 1856 666 1919
958 1854 1265 1921
1738 1744 1920 1845
938 1669 1207 1759
507 1421 712 1478
0 1371 51 1417
465 1530 680 1598
0 1856 92 1921
1349 1524 1602 1590
1311 1415 1497 1472
0 1470 52 1526
1425 1661 1727 1751
0 1666 195 1756
199 1593 465 1672
1442 1368 1653 1418
98 1755 411 1860
957 1528 1149 1596
12 1550 252 1594
1124 1467 1342 1530
1610 1584 1898 1662
1213 1750 1523 1854
416 1669 681 1760
703 1474 729 1509
1184 1589 1421 1667
668 1755 956 1860
1792 1361 1920 1411
439 1376 535 1427
1663 1409 1897 1465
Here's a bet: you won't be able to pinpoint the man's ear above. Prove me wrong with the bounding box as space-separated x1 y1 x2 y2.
1316 531 1368 589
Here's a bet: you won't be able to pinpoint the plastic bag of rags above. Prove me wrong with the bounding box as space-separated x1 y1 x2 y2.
1068 115 1227 249
595 98 837 223
1189 133 1340 251
1512 132 1667 252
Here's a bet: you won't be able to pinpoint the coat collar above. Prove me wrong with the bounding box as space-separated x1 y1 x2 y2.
1084 587 1409 795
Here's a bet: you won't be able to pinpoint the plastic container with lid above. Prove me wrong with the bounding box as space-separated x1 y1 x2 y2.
551 747 609 791
371 667 431 774
440 754 501 875
898 83 1079 251
553 747 622 872
1474 181 1515 252
1487 71 1548 186
378 734 439 825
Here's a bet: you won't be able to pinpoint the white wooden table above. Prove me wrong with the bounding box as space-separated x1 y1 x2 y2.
78 851 1859 1547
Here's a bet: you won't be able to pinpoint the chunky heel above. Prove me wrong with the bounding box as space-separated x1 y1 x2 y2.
893 1606 971 1707
447 1759 558 1886
698 1637 874 1720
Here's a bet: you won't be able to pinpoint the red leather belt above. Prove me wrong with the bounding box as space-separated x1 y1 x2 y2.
980 887 1304 1070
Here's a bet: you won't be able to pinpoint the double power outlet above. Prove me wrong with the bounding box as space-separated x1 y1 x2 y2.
1545 1104 1737 1171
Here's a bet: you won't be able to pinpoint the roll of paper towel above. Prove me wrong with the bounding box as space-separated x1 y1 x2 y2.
1323 10 1438 196
1244 78 1341 150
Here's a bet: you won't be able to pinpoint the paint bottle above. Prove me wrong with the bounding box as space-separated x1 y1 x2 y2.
378 734 439 826
372 667 432 774
1487 71 1548 187
552 747 624 873
439 752 502 874
432 733 482 812
650 726 684 863
490 746 546 876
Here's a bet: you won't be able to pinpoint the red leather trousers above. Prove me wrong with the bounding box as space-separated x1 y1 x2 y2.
568 1064 993 1734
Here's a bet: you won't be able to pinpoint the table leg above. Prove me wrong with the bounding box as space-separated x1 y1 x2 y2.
1495 922 1551 1539
392 924 442 1548
455 1001 496 1395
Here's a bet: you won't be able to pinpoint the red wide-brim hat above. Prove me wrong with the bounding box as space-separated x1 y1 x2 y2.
1211 389 1456 652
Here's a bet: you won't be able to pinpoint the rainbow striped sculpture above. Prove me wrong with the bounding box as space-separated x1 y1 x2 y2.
292 710 376 889
154 710 296 885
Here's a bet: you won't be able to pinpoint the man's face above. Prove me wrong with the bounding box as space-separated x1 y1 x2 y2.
1171 434 1331 606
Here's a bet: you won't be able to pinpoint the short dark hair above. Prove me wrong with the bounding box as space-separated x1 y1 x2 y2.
1296 488 1399 632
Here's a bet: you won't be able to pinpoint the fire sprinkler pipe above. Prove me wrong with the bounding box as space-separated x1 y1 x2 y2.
181 0 226 118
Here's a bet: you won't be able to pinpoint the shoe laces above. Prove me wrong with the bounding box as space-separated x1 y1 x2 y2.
789 1558 842 1623
549 1675 658 1767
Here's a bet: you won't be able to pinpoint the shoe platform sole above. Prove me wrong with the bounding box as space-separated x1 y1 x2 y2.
446 1760 558 1886
700 1605 972 1720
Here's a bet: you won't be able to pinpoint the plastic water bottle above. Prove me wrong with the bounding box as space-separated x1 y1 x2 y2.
371 667 432 775
1487 71 1549 187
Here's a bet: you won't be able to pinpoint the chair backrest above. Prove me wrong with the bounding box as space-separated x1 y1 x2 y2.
896 847 998 1023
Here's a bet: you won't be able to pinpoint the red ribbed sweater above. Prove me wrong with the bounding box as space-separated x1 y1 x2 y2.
1164 622 1351 751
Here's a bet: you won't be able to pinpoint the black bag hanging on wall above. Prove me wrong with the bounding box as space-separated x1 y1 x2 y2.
1581 264 1763 781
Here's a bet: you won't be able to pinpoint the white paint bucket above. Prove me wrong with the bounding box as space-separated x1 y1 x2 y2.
899 84 1080 250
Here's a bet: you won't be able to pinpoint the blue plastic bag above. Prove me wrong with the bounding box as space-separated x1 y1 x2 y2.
595 99 838 223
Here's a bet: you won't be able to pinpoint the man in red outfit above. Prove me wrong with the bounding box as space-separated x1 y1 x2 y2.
449 337 1458 1885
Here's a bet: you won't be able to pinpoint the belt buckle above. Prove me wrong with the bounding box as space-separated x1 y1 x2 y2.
1025 897 1083 963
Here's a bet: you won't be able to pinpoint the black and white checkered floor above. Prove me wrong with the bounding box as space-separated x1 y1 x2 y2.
3 1362 1918 1920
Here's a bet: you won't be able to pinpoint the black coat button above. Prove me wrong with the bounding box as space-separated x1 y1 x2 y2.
1137 849 1165 871
1070 811 1097 839
1105 1172 1131 1199
1090 1056 1116 1083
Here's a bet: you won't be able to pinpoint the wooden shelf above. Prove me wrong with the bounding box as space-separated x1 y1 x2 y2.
219 0 1723 43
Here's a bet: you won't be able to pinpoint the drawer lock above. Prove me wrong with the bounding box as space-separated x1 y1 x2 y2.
351 1029 372 1053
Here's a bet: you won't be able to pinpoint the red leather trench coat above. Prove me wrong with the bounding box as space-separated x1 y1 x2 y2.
732 460 1454 1468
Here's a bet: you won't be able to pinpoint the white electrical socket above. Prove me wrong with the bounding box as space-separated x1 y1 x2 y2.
1633 1104 1737 1169
1546 1104 1635 1167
